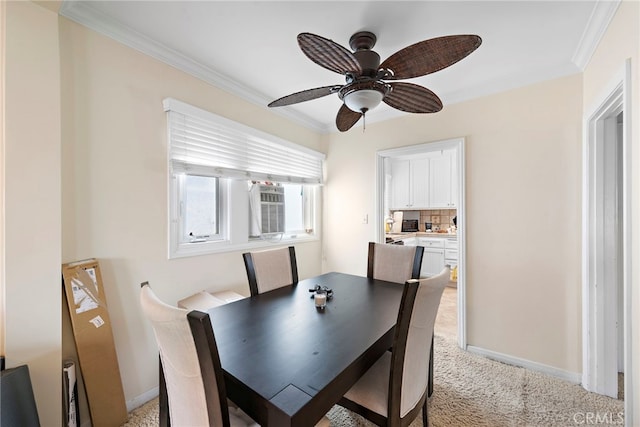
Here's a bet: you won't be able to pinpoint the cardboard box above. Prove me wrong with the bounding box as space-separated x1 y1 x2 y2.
62 259 127 427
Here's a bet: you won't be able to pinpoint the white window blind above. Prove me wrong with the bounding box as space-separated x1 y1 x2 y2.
164 98 324 184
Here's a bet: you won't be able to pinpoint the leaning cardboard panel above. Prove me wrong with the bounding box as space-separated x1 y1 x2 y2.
62 259 127 427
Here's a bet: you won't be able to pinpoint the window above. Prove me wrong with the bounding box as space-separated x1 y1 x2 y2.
165 98 323 258
248 182 317 240
179 175 221 243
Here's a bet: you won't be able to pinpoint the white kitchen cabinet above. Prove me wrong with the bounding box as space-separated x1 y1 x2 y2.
444 238 458 267
422 248 445 278
390 157 429 209
418 238 445 277
390 158 410 208
389 150 456 210
402 237 418 246
429 150 457 208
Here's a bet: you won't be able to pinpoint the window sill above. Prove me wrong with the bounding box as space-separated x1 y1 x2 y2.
169 234 320 259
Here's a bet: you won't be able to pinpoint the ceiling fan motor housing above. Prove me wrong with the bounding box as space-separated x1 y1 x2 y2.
353 50 381 78
349 31 377 51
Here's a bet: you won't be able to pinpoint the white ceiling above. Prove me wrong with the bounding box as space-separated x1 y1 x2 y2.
60 1 620 133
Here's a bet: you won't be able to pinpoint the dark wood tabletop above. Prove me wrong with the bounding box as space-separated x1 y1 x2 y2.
201 272 404 427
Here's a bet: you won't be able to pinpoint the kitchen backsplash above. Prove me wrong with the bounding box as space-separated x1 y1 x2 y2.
394 209 457 232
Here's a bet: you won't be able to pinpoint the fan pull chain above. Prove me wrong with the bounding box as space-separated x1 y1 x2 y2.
361 108 368 132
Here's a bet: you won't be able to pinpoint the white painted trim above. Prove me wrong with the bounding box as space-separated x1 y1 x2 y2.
126 386 159 412
572 0 621 70
582 78 623 396
59 1 327 133
467 345 582 384
582 59 632 425
621 58 633 427
375 155 386 245
376 137 466 349
377 138 464 158
456 140 466 348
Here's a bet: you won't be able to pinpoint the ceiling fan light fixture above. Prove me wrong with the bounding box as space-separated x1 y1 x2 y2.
339 80 389 114
343 89 384 113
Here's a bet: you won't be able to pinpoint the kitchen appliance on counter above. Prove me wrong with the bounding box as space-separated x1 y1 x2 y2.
401 219 419 232
385 238 404 245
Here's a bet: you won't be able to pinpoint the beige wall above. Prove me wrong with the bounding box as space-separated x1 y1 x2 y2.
5 1 62 424
58 16 325 410
582 0 640 421
324 73 584 374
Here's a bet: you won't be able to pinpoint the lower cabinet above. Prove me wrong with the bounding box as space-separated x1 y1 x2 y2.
421 248 445 278
418 238 445 278
399 236 456 278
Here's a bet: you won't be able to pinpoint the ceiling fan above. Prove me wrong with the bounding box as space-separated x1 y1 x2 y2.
268 31 482 132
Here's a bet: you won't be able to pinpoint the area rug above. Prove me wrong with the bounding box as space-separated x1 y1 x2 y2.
122 335 623 426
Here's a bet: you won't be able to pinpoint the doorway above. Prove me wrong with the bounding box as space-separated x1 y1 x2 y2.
376 137 466 348
582 60 630 413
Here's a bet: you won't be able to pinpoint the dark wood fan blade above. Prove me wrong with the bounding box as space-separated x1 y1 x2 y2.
336 104 362 132
383 82 443 113
380 35 482 80
268 85 342 107
298 33 362 76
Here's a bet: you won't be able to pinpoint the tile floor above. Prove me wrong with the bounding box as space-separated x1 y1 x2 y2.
435 286 457 339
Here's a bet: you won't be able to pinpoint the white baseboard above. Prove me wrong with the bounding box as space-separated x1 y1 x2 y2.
466 345 582 384
126 386 159 412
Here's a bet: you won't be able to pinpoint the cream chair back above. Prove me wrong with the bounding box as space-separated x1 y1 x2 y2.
367 242 424 284
140 283 225 426
395 267 450 418
243 246 298 295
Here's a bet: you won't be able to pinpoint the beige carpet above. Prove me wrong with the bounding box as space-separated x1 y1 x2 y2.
122 335 623 426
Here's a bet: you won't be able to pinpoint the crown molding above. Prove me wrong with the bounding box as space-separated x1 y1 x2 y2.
59 0 618 134
572 0 621 70
59 1 327 133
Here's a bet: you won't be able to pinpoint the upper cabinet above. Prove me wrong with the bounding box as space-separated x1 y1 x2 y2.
428 150 458 208
389 150 457 210
390 157 428 209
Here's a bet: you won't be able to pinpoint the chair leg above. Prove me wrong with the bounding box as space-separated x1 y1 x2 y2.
159 355 170 427
422 398 429 427
428 334 434 397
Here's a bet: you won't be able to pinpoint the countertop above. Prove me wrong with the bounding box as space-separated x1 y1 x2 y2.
386 232 457 242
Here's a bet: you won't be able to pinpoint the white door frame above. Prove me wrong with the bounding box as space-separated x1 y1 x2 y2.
376 137 467 348
582 59 631 419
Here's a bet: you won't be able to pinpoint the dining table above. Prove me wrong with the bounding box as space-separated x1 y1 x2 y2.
188 271 405 427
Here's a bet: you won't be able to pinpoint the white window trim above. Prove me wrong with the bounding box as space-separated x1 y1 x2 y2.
165 99 323 259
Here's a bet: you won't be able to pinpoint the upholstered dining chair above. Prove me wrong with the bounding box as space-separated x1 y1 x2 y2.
140 282 259 427
337 267 450 427
242 246 298 296
367 242 424 284
368 241 439 397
